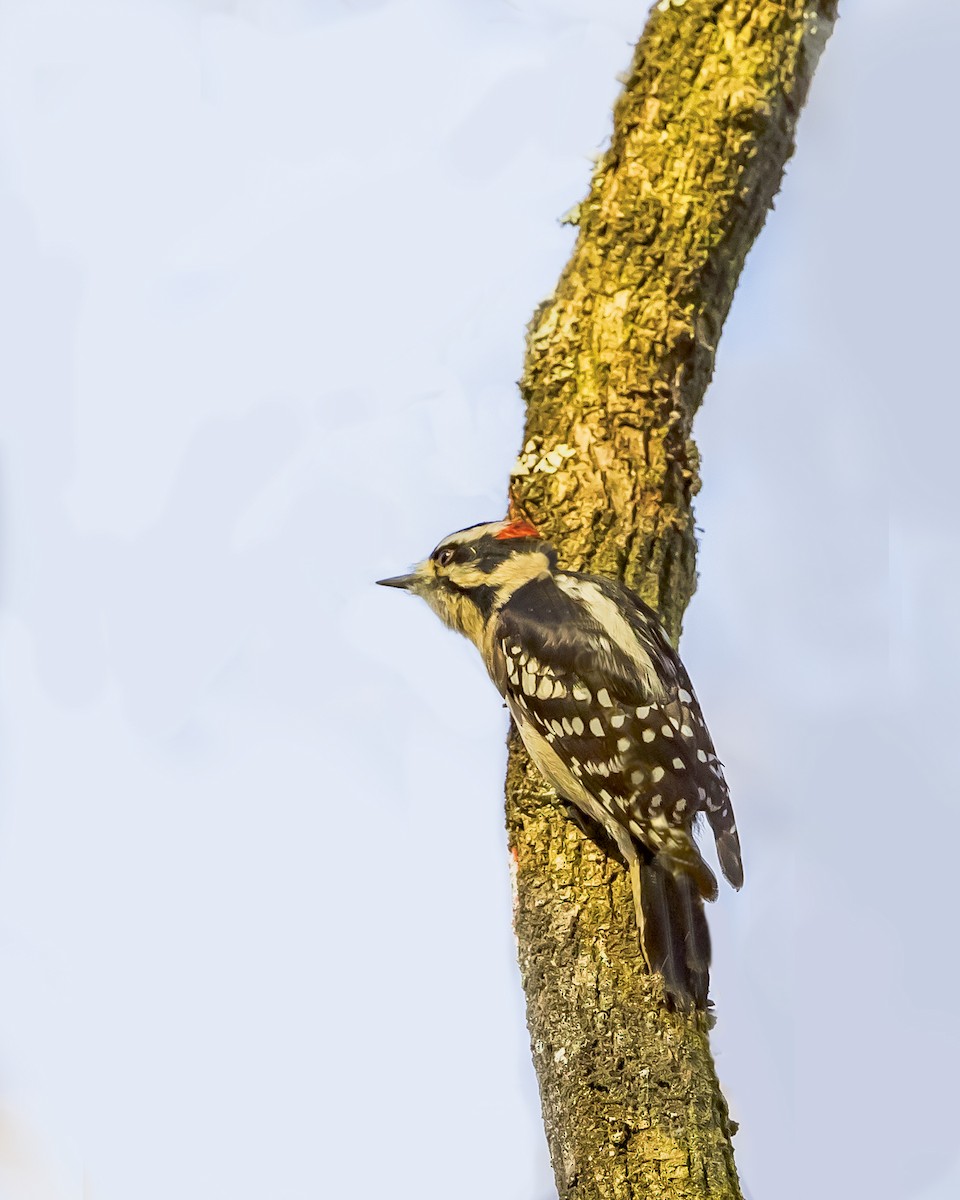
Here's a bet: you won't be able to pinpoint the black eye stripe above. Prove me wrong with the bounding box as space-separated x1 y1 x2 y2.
433 544 477 567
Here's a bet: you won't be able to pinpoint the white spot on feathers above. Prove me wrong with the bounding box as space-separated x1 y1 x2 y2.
573 684 591 702
642 729 655 743
617 737 630 752
597 688 612 707
610 713 625 729
651 767 665 782
589 718 603 737
678 688 692 703
672 758 685 770
571 717 584 735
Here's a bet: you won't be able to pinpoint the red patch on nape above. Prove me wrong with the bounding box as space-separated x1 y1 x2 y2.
494 519 541 541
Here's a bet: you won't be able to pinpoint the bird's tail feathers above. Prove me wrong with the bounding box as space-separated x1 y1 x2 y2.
631 851 711 1010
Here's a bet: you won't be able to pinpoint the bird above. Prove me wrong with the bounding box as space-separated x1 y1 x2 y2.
378 518 742 1008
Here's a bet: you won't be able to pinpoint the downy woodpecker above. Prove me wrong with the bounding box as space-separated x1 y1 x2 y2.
378 518 742 1008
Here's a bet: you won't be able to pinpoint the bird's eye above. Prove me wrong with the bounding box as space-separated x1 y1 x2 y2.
436 547 456 567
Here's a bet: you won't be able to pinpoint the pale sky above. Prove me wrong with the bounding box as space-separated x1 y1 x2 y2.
0 2 955 1199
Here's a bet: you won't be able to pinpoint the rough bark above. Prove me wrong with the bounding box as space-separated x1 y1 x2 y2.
505 3 837 1197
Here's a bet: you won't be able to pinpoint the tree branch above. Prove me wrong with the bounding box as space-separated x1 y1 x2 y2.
505 2 837 1196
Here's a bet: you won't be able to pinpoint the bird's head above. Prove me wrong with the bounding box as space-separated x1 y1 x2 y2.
377 519 557 646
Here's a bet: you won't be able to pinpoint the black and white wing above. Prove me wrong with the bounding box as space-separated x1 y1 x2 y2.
491 570 743 896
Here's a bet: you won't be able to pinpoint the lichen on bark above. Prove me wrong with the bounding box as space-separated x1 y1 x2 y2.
505 2 837 1196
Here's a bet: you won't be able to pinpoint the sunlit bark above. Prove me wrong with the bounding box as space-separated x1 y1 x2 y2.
505 3 837 1195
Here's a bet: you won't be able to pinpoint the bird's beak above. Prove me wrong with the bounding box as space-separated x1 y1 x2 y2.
376 573 419 591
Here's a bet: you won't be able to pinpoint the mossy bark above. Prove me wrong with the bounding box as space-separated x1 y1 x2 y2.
505 3 837 1197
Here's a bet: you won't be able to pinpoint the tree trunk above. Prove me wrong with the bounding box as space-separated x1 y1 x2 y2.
505 2 837 1196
